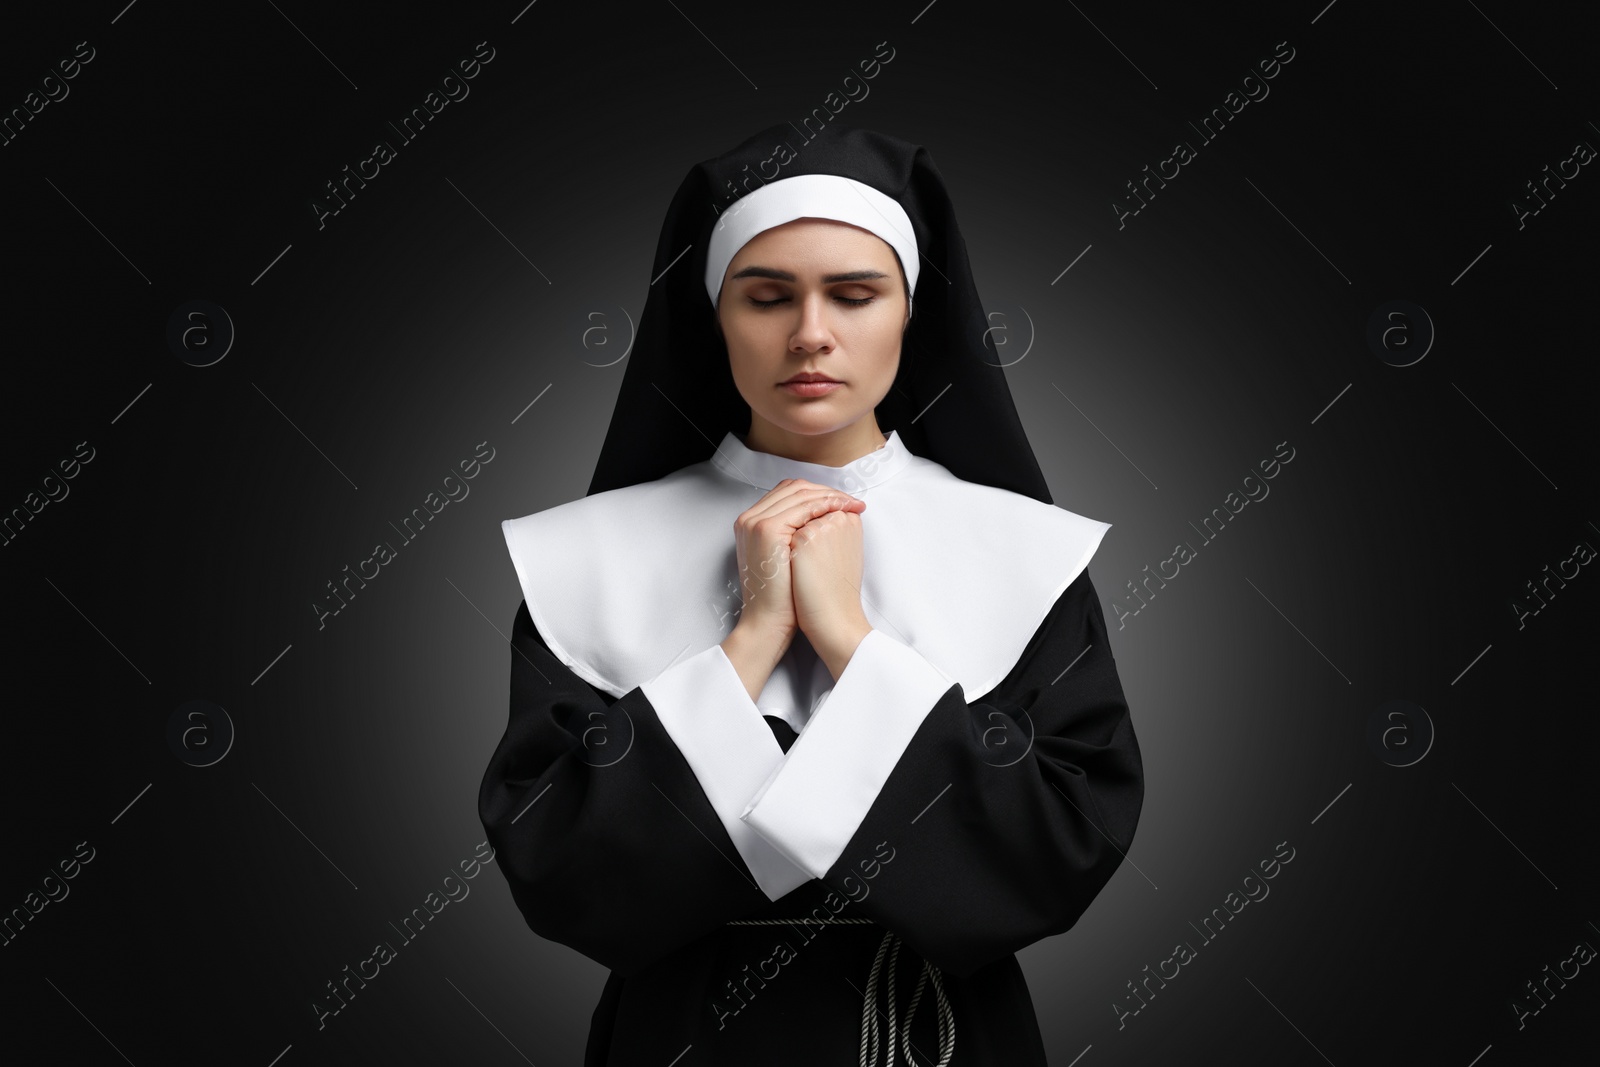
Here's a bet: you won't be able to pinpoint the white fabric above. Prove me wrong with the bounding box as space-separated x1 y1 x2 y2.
501 429 1110 899
740 628 957 881
704 174 920 306
640 643 813 901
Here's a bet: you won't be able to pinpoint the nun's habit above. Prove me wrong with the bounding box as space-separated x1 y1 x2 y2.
478 123 1145 1065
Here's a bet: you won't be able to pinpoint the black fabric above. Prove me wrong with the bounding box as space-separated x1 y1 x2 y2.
477 566 1144 1065
585 122 1055 505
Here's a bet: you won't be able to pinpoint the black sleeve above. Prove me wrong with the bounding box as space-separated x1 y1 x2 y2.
477 601 771 977
818 568 1145 978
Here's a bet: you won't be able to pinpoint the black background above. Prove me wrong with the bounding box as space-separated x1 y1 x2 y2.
2 1 1595 1063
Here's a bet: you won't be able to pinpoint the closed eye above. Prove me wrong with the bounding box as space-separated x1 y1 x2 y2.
749 295 875 308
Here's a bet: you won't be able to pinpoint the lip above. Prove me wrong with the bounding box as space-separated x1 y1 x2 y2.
780 380 843 397
780 372 842 384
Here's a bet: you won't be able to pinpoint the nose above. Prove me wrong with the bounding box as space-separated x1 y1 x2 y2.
789 291 835 353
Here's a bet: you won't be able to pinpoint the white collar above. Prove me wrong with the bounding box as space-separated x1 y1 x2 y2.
502 430 1109 705
711 429 912 493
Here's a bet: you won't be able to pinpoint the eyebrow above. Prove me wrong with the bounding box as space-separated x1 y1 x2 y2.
728 266 891 284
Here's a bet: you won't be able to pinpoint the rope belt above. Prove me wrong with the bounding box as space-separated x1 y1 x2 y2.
725 916 956 1065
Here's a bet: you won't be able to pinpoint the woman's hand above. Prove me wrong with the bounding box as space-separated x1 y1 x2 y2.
730 479 865 650
791 506 873 679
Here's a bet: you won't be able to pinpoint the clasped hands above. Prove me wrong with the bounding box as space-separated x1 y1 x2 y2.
729 478 873 682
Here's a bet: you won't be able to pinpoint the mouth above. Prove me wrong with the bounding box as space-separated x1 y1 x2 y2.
778 376 844 397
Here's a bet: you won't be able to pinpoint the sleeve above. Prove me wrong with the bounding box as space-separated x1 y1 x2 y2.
477 601 811 978
738 567 1144 978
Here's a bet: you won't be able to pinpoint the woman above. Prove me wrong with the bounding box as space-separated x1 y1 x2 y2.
479 123 1144 1065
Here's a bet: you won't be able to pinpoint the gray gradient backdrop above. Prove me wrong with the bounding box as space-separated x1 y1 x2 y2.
3 1 1595 1064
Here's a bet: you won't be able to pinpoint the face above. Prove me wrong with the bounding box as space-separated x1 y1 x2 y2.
716 217 910 440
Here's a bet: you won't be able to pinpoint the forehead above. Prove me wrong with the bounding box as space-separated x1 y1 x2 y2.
730 217 897 265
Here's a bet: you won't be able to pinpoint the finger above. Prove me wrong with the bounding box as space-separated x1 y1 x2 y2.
771 492 866 535
745 484 864 528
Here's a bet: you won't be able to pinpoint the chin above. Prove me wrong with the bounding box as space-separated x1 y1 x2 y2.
763 410 867 436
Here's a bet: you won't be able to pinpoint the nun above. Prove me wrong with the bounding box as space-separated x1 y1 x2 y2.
478 122 1145 1065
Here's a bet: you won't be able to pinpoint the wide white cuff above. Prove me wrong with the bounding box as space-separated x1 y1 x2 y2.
642 643 813 902
739 630 955 881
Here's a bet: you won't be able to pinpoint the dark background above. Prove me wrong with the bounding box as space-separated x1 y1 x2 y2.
3 1 1596 1063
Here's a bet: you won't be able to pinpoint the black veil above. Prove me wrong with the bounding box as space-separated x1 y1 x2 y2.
586 122 1054 506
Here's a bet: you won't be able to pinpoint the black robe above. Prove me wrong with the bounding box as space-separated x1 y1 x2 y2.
478 567 1144 1065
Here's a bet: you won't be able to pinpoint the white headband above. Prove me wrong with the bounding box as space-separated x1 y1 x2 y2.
704 173 919 307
